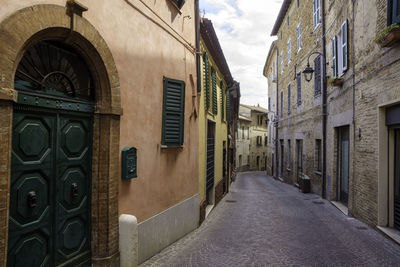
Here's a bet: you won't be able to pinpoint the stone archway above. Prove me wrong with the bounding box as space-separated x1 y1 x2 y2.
0 4 121 266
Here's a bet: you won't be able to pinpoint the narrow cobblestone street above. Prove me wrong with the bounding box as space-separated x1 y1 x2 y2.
142 172 400 266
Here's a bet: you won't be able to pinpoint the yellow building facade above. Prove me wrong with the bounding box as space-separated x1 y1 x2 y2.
199 18 234 222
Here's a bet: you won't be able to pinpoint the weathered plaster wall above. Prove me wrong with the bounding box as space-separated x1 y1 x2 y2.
0 0 199 230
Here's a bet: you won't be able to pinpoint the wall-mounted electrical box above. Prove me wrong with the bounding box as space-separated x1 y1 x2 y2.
122 147 137 180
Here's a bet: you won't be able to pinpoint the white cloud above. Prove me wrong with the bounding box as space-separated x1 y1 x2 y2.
200 0 283 109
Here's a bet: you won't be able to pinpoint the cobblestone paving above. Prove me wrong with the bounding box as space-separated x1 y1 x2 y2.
141 172 400 267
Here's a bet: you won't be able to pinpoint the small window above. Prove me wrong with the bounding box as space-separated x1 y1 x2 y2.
332 36 338 77
268 97 271 111
281 52 284 73
297 0 300 8
162 77 185 146
265 136 268 146
287 15 290 26
287 39 291 63
333 19 349 77
313 0 321 28
314 55 321 96
296 73 302 105
341 20 349 72
297 23 302 51
315 139 322 172
247 127 250 139
287 83 291 115
280 91 284 118
287 139 291 169
242 126 245 139
388 0 400 25
171 0 185 9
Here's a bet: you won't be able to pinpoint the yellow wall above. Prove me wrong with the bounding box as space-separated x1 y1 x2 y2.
199 37 228 202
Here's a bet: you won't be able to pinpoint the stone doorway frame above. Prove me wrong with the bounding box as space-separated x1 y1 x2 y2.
0 4 121 266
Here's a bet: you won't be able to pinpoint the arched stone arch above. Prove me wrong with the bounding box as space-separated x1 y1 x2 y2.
0 4 121 266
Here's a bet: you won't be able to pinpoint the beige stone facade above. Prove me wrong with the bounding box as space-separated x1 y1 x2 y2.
265 0 400 238
0 0 199 265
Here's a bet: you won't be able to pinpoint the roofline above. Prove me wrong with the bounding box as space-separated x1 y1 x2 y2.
263 40 277 77
200 18 234 86
240 104 268 113
271 0 292 36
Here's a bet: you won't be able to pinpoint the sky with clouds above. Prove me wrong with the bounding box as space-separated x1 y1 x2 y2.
199 0 283 109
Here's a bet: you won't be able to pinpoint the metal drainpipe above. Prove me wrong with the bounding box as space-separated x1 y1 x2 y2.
321 0 327 199
275 47 279 180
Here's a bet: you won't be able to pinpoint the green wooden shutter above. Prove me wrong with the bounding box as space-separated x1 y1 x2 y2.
220 81 224 120
162 77 185 146
203 53 210 110
226 93 230 123
211 68 217 115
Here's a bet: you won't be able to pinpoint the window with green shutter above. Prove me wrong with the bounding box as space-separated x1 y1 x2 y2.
161 77 185 147
203 53 210 110
220 80 224 121
211 67 217 115
226 93 230 123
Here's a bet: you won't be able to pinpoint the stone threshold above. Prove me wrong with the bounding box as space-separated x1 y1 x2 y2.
331 201 348 216
377 226 400 245
205 204 214 218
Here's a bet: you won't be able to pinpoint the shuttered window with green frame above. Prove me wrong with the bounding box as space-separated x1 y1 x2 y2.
203 53 210 110
226 93 230 123
211 67 217 115
220 80 224 121
161 77 185 146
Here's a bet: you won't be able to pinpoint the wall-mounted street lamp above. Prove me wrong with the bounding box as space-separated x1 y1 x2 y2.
302 51 323 82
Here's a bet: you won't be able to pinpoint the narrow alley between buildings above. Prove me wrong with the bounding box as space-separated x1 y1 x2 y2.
142 172 400 266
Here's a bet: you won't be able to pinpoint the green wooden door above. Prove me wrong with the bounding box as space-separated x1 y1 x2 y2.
8 106 92 267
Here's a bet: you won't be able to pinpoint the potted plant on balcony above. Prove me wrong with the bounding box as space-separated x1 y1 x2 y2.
328 76 343 87
375 24 400 47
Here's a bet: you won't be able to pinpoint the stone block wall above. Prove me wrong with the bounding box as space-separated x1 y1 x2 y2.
271 0 323 193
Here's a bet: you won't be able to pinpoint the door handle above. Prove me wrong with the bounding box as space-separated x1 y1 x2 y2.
71 183 79 198
27 191 38 208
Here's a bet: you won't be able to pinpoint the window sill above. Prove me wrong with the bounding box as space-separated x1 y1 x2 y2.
314 170 322 176
287 168 291 172
161 144 184 149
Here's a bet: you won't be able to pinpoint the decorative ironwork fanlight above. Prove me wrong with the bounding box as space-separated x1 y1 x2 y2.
14 41 94 100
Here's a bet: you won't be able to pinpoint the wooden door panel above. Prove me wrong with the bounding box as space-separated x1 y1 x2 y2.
8 111 55 267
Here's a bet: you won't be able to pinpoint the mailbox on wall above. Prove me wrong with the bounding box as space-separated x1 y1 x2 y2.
122 147 137 180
